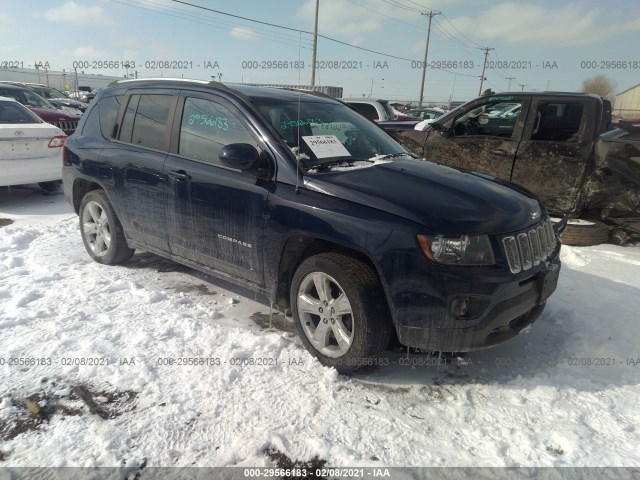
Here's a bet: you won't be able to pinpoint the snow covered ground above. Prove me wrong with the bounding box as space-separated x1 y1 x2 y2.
1 185 639 469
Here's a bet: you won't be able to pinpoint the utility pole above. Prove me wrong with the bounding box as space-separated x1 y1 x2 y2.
418 10 440 108
518 83 527 91
478 47 493 95
310 0 319 87
506 76 515 91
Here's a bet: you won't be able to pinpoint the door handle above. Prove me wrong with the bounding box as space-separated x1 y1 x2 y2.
490 149 507 157
169 170 191 181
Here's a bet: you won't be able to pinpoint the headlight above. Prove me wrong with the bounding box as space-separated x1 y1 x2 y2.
417 234 495 266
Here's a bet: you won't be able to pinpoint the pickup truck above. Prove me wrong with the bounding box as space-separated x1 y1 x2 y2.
390 92 640 245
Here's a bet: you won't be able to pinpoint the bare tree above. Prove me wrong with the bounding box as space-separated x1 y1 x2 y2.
580 74 616 98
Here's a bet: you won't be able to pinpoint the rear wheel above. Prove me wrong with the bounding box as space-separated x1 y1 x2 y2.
290 253 391 373
79 190 134 264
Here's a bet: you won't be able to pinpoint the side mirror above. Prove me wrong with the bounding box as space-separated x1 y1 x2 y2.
219 143 260 172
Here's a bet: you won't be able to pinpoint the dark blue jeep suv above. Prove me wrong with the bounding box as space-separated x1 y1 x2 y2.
63 79 561 372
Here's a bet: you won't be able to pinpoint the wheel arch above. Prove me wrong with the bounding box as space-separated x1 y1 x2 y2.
71 178 104 214
273 233 391 314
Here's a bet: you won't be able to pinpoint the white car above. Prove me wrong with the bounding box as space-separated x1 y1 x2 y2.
0 96 66 191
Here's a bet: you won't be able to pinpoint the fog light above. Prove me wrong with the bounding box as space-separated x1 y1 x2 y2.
451 296 470 317
448 295 491 320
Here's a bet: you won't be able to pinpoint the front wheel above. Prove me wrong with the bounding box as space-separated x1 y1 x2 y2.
290 253 391 373
79 190 134 264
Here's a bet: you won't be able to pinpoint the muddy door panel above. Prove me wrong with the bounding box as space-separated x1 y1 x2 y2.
421 97 529 181
423 132 518 180
511 98 596 214
165 93 269 285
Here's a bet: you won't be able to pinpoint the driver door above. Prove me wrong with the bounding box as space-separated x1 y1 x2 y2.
423 97 530 180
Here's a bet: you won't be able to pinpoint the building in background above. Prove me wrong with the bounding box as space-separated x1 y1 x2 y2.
0 67 344 99
613 83 640 122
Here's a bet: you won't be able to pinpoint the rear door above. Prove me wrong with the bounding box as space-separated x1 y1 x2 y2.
423 95 530 180
511 97 595 213
104 90 178 250
164 92 270 285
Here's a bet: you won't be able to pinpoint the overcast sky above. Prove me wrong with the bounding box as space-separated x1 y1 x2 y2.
1 0 639 102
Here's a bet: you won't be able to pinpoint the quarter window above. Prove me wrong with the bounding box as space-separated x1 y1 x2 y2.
348 103 378 121
99 95 123 139
178 97 256 165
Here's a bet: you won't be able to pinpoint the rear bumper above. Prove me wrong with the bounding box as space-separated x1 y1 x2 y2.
0 154 62 186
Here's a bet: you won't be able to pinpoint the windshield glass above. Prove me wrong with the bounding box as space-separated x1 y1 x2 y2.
254 98 408 170
22 90 55 108
37 87 69 99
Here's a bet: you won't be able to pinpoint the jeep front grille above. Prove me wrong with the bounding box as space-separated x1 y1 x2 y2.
502 220 557 274
53 120 78 132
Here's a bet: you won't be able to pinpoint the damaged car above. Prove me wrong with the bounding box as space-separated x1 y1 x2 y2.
390 92 640 245
63 80 562 372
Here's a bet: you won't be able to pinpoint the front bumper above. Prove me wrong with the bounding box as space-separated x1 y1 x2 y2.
384 245 561 353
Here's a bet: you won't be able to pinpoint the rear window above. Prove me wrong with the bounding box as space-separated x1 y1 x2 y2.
0 100 43 124
348 103 379 121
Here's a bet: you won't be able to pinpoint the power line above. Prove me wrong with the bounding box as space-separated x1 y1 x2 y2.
380 0 423 13
170 0 420 63
431 19 479 51
440 13 484 49
169 0 308 33
343 0 426 30
112 0 313 49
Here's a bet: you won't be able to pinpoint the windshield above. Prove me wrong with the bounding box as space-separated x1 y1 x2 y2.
0 88 55 109
254 98 408 170
37 87 69 99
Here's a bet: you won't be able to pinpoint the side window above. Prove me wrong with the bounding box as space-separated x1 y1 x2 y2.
349 103 378 121
531 102 583 142
119 94 139 144
130 95 174 150
452 100 523 138
118 94 173 150
178 97 256 165
99 95 123 139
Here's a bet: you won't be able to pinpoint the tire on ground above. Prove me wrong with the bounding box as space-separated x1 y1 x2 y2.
290 252 392 374
79 189 135 265
559 219 610 246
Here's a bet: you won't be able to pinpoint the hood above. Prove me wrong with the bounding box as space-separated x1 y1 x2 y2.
304 159 542 235
27 106 81 121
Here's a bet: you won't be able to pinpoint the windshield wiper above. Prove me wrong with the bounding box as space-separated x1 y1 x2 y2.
372 152 415 160
311 159 364 172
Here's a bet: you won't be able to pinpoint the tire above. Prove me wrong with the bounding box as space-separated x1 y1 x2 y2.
38 180 61 192
290 253 391 373
557 219 610 246
79 190 135 265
